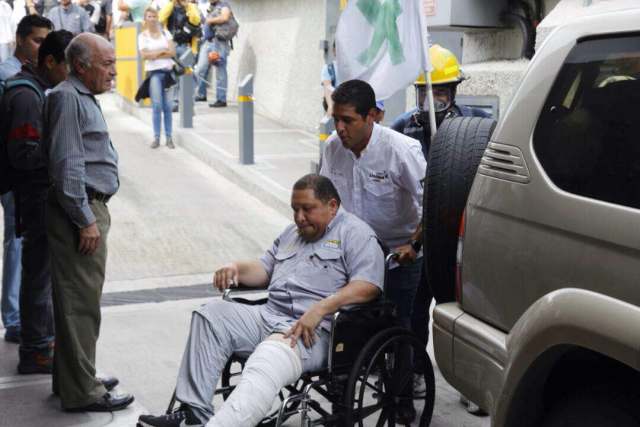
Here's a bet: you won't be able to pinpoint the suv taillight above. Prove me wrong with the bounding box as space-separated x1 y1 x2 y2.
455 210 466 303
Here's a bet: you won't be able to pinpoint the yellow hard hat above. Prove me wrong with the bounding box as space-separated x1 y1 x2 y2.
415 44 465 86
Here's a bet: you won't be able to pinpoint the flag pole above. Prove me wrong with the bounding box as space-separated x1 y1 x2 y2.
418 0 437 137
425 70 437 138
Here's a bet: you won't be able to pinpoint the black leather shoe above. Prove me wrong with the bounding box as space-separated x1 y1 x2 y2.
100 376 119 391
53 377 118 396
194 95 207 102
66 392 134 412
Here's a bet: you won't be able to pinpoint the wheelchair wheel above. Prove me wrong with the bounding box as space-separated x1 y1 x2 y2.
343 327 435 427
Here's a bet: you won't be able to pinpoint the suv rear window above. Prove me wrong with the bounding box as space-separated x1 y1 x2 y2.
533 34 640 209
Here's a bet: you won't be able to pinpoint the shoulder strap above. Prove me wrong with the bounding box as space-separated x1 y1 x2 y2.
5 79 45 103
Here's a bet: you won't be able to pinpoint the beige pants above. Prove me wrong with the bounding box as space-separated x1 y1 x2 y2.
46 193 110 409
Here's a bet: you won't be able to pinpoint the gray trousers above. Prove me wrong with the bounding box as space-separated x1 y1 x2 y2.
47 193 109 408
176 300 329 423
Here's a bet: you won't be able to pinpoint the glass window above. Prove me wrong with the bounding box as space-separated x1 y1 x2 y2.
533 34 640 209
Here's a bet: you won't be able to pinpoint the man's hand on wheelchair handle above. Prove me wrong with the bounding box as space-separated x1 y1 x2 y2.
394 244 417 265
213 263 239 292
284 303 326 349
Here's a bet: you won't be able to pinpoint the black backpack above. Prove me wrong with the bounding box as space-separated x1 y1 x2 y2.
0 78 45 195
169 5 201 45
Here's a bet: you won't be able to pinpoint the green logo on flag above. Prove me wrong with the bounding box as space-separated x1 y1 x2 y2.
356 0 405 67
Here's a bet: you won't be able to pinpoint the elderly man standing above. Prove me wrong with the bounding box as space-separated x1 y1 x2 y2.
46 0 94 35
43 33 133 412
138 174 383 427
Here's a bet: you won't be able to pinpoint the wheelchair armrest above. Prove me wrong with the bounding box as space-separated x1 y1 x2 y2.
222 284 269 305
336 298 394 315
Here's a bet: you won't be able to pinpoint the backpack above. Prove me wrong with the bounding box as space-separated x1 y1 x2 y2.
169 5 201 45
0 78 45 195
214 14 238 41
208 2 238 41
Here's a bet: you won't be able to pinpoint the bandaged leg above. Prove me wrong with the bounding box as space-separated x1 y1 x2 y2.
207 339 303 427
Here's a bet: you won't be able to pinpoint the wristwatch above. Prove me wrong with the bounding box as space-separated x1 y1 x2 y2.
410 239 422 253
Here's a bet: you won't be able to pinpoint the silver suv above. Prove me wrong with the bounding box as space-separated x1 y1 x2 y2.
428 6 640 427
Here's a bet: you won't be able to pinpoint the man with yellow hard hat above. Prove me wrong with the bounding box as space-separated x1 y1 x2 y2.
391 44 490 400
391 44 490 157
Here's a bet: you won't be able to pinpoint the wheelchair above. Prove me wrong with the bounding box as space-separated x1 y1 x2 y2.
167 252 436 426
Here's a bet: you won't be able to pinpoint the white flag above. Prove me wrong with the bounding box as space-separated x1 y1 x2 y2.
335 0 431 101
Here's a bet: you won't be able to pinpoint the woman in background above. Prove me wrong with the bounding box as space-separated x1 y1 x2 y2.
138 6 175 148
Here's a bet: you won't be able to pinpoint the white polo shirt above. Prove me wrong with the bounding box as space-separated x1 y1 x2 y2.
320 123 426 249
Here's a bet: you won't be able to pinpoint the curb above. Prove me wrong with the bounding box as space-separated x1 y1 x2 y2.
115 95 292 218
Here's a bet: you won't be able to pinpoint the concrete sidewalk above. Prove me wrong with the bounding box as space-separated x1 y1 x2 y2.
117 96 322 217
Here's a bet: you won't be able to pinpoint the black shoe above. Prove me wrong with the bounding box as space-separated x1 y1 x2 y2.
172 104 179 113
137 405 200 426
396 402 416 424
66 392 134 412
17 350 53 374
194 95 207 102
99 375 119 392
209 100 227 108
4 326 20 343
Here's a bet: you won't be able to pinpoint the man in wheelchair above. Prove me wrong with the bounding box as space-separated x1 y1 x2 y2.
138 174 384 427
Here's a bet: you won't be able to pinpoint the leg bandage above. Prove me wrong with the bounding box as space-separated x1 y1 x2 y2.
207 340 302 427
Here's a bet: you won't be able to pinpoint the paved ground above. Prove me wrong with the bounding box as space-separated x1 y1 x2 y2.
0 96 490 426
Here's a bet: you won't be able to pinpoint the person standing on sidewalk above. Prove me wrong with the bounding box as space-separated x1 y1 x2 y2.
319 79 426 424
46 0 94 35
1 29 73 373
43 33 134 412
194 0 233 107
139 7 175 149
159 0 200 112
0 14 52 344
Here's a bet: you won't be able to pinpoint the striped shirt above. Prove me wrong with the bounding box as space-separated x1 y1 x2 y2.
43 75 119 227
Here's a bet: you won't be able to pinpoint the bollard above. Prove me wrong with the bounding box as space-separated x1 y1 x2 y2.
238 74 254 165
178 49 196 128
313 115 334 173
179 72 194 128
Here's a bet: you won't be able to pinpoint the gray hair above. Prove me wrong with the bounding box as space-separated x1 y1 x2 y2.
65 36 92 72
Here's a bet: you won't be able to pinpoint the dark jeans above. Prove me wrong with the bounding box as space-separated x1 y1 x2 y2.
411 268 431 374
18 187 54 355
386 260 422 329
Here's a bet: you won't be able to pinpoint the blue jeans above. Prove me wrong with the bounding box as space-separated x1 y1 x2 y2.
195 38 229 102
149 70 173 139
1 192 22 330
173 43 191 106
386 259 422 330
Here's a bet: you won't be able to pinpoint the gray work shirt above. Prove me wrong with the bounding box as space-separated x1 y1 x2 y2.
46 4 94 34
43 75 119 227
259 208 384 331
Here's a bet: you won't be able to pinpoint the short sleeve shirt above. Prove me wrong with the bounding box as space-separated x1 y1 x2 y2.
124 0 146 22
320 124 426 249
259 208 384 331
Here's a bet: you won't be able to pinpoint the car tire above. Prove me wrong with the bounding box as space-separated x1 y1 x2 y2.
541 387 640 427
423 116 497 304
